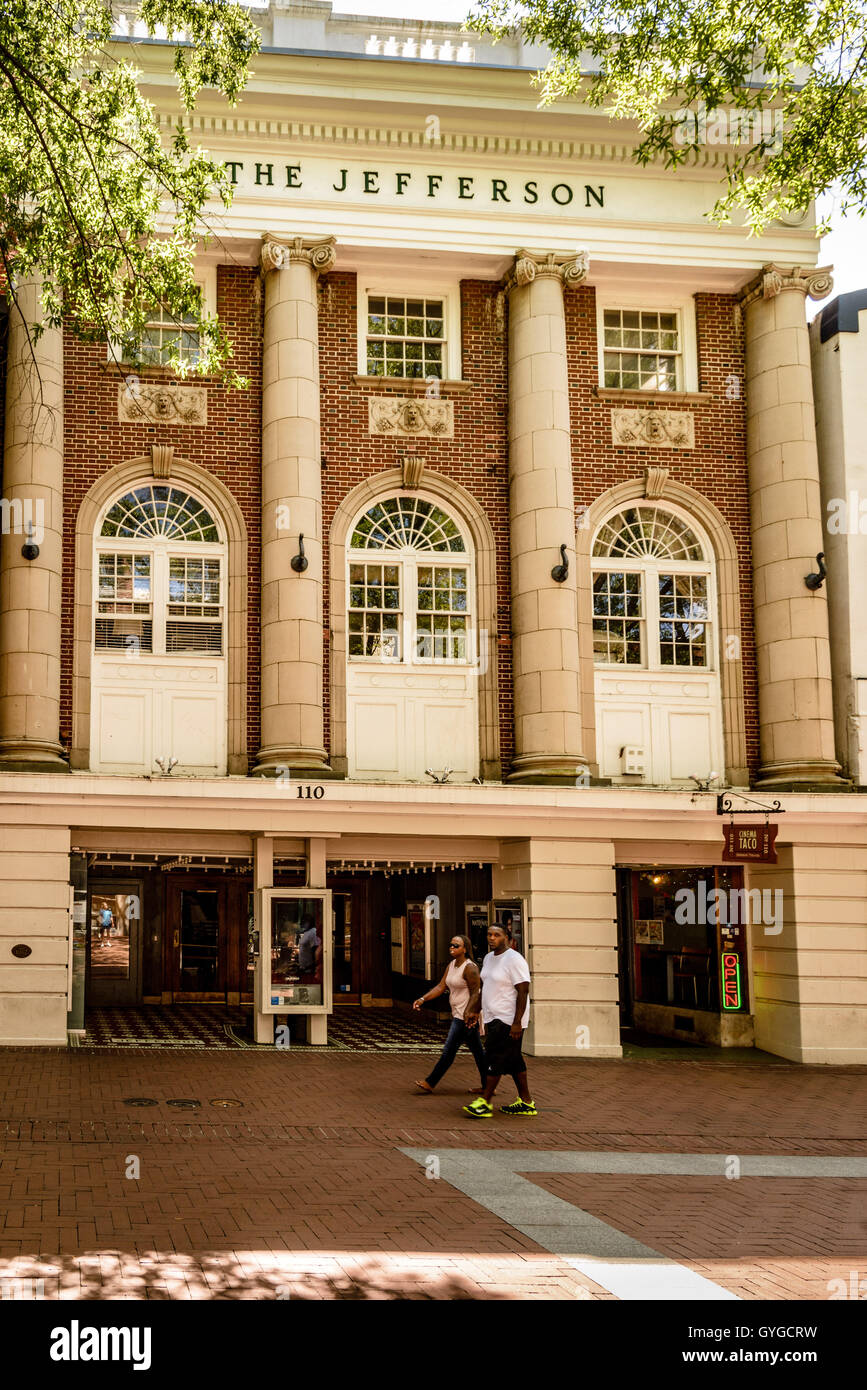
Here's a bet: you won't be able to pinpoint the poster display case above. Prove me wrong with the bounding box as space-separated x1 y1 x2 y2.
255 888 332 1014
491 898 526 955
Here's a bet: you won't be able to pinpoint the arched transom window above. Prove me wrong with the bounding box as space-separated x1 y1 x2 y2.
350 497 466 553
95 485 225 656
100 485 221 542
592 505 713 668
348 497 471 662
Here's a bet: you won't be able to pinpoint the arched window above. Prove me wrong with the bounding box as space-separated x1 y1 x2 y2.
348 497 471 663
95 486 224 656
91 483 228 775
590 503 722 785
592 505 712 670
345 494 478 781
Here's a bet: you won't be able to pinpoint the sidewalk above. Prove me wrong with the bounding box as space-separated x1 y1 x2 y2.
0 1048 864 1300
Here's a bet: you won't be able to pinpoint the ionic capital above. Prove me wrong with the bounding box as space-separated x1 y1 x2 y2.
503 248 589 294
260 235 337 278
739 262 833 310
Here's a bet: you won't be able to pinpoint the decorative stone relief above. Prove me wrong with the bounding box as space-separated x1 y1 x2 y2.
739 262 833 308
504 248 590 293
401 456 425 488
369 397 453 438
611 408 694 449
260 234 337 277
118 383 207 426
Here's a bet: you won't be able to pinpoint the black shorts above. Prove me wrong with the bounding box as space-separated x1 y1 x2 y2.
483 1018 525 1077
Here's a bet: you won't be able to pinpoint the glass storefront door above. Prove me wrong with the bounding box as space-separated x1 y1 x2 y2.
167 879 227 1001
86 879 143 1007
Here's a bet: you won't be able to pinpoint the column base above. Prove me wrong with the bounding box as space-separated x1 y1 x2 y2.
754 759 849 791
0 739 69 773
253 746 334 778
507 752 591 786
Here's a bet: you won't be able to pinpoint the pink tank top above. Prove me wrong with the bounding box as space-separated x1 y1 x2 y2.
446 959 472 1020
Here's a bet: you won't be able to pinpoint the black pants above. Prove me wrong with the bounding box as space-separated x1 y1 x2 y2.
425 1018 488 1089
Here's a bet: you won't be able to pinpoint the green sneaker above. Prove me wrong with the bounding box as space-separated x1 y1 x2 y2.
462 1097 493 1118
500 1098 537 1116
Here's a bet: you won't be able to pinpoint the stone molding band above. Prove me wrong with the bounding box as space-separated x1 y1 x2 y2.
260 234 337 276
504 248 590 293
740 262 833 309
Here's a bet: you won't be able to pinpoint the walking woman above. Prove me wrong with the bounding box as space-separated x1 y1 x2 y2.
413 935 487 1093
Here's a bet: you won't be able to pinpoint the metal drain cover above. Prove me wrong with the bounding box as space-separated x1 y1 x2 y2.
123 1097 159 1108
166 1099 201 1110
210 1098 243 1109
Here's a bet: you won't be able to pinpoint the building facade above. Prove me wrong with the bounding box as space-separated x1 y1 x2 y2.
0 0 865 1062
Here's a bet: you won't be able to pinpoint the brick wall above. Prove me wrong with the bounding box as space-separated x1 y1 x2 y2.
565 286 758 777
318 272 514 769
57 268 757 780
60 267 262 765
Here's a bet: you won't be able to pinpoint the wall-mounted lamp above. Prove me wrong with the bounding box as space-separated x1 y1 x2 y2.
804 553 826 591
291 535 309 573
551 544 569 583
21 521 39 561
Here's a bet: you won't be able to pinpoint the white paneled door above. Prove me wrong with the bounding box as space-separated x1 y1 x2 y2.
346 496 479 782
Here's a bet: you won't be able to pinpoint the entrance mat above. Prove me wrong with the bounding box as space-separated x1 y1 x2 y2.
80 1005 450 1052
83 1006 252 1050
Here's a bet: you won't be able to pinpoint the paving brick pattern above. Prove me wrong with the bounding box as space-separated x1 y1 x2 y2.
0 1050 864 1299
527 1173 867 1301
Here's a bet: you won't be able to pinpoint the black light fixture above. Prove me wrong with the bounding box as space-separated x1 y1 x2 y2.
551 544 569 583
21 521 39 561
804 553 826 591
291 534 308 573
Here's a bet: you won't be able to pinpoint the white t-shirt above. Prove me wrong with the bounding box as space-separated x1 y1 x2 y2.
480 948 531 1028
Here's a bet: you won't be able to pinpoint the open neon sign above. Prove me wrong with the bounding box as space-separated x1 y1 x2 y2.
721 951 742 1010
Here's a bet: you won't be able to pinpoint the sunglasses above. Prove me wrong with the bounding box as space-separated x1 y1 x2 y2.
448 942 464 949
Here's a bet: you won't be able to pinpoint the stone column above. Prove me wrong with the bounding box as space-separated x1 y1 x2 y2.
0 280 66 771
504 250 588 783
740 263 842 787
255 235 335 776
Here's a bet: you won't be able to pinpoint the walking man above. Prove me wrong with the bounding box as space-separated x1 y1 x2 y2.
462 922 536 1118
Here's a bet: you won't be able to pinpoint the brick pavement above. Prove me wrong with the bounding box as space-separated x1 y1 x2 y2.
0 1049 864 1300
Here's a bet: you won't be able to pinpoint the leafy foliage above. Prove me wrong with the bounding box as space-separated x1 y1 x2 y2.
468 0 867 232
0 0 260 381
